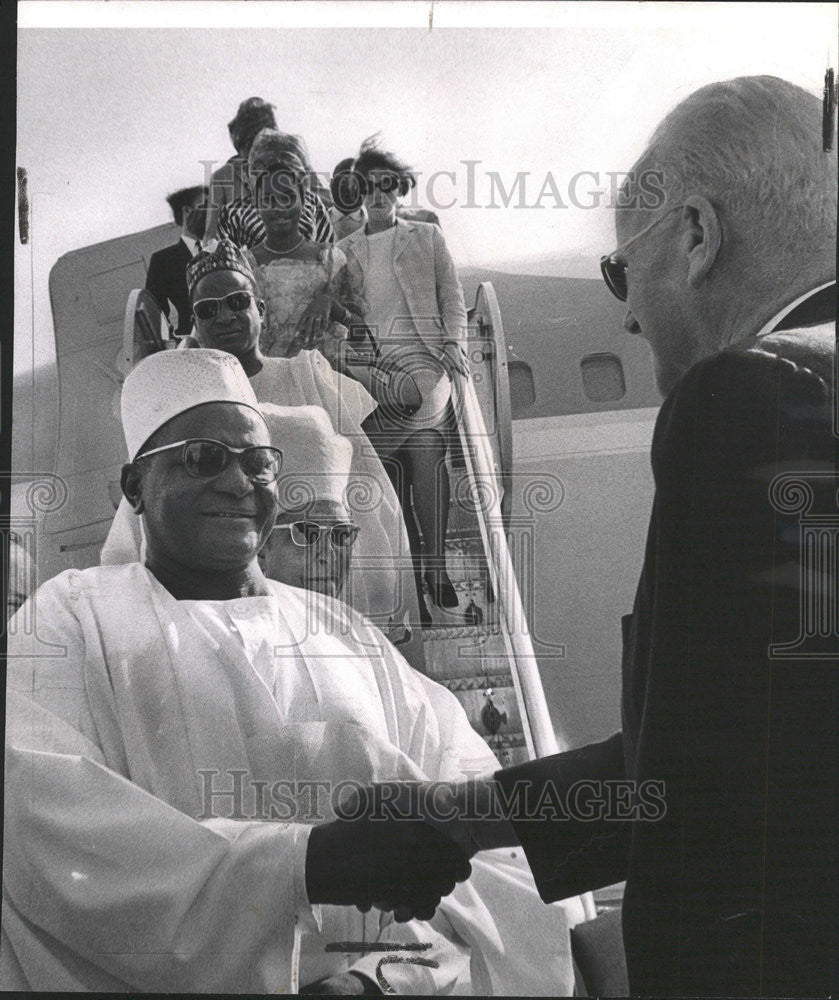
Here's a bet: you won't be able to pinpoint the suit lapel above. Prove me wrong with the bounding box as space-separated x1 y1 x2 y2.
175 238 192 266
392 219 412 262
352 228 370 271
391 221 418 306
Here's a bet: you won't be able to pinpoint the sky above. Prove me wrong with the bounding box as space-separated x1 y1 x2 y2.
14 0 837 372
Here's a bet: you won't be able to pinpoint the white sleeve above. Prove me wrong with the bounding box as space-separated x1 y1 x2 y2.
4 590 319 995
311 347 378 424
431 225 468 344
349 911 470 995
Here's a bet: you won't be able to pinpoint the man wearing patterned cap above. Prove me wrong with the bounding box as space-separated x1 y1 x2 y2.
4 348 586 994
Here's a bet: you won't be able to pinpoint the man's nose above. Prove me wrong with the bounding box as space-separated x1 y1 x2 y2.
216 301 239 323
316 538 332 564
623 309 641 335
212 456 253 496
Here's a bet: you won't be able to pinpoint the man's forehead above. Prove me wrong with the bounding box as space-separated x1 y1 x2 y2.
194 269 251 296
158 402 268 444
275 498 348 522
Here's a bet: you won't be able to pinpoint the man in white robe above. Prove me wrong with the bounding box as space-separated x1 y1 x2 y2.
3 349 584 995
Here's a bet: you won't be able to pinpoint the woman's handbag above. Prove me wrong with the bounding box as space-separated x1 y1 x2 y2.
343 324 423 420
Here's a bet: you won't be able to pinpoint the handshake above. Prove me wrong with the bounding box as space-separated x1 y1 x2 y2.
305 779 511 922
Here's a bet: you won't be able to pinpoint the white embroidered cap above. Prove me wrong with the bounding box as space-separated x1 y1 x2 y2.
260 404 353 509
121 349 262 460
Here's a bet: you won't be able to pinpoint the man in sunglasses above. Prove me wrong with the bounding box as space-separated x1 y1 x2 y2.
4 348 583 994
349 76 838 997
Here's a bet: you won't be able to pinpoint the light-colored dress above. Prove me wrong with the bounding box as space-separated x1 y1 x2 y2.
100 351 421 653
337 220 469 450
247 247 350 359
363 226 452 434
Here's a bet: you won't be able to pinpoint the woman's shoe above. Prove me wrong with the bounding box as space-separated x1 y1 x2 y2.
424 566 458 609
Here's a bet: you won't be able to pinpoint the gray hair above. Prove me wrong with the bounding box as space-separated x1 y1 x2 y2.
622 76 837 259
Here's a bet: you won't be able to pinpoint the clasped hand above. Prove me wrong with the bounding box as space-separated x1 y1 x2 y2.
305 781 472 922
293 292 344 351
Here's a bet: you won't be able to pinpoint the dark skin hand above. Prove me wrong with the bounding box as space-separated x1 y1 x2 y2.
305 812 471 922
291 294 360 356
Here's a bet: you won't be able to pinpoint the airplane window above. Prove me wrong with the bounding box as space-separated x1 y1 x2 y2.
461 272 659 421
580 353 626 402
508 360 536 419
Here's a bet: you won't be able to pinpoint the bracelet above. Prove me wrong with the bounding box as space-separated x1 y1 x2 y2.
443 339 464 349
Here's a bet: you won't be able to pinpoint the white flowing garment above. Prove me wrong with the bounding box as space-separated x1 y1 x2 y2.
3 564 584 995
100 350 421 643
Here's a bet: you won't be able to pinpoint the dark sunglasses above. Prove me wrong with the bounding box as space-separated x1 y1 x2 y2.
600 204 685 301
192 290 255 321
273 520 360 549
135 438 282 485
360 173 402 196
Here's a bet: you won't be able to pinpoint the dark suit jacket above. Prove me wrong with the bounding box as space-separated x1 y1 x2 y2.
498 284 838 996
145 239 193 338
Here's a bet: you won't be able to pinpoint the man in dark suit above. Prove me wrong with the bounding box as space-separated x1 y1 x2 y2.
348 77 837 996
145 185 208 338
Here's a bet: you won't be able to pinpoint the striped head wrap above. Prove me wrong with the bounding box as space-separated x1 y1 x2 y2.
186 239 257 298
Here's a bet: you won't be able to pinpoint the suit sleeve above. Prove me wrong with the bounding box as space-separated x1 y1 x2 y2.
493 732 630 901
620 346 837 990
144 251 171 321
354 625 584 995
431 226 467 344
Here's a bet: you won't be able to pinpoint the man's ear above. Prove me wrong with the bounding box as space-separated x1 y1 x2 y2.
121 463 144 514
257 298 265 318
682 195 721 288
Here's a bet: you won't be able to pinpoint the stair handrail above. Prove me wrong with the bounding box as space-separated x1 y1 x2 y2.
455 282 597 922
453 283 559 761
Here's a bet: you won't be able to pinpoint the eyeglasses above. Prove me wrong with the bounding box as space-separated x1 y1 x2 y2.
135 438 282 484
273 520 360 549
600 204 685 301
361 174 401 196
192 290 255 321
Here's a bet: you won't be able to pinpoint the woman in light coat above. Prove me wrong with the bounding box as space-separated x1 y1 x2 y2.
338 139 469 621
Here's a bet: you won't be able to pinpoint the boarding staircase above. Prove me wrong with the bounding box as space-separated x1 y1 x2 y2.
25 231 616 983
417 283 557 771
122 276 559 775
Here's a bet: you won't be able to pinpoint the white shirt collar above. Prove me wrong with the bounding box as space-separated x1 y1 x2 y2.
754 280 836 339
180 234 202 256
